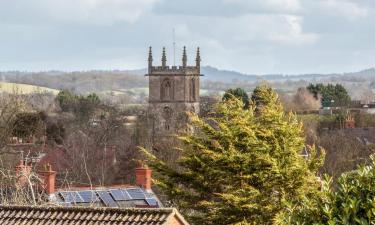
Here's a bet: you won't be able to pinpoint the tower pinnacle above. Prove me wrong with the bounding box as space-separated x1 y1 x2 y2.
148 46 153 73
195 47 201 69
182 46 187 68
162 47 167 68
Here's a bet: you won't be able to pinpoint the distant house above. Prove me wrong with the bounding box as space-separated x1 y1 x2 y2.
0 205 189 225
15 161 162 209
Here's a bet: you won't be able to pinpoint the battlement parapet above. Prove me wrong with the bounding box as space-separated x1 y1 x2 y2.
147 66 200 76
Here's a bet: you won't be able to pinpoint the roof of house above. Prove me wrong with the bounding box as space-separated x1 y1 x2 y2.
0 205 189 225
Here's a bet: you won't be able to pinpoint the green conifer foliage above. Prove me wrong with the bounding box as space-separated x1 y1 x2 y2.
279 155 375 225
223 88 250 109
142 84 324 225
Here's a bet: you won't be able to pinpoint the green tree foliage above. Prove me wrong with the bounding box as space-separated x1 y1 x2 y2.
56 90 101 119
307 83 351 107
223 88 250 108
279 155 375 225
86 93 100 104
56 90 78 112
251 84 276 108
143 84 324 225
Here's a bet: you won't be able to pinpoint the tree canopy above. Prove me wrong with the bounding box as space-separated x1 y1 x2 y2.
222 88 250 108
251 84 276 109
279 154 375 225
307 83 351 107
56 90 101 119
143 84 324 225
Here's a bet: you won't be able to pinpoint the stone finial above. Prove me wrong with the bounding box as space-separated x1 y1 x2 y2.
148 47 153 65
148 46 153 73
182 46 187 68
162 47 167 68
195 47 201 68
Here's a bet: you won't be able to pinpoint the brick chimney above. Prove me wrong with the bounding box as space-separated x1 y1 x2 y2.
135 164 152 190
15 160 32 187
345 113 355 129
38 163 56 195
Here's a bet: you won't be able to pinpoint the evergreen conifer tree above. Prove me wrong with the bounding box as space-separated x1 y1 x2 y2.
143 84 324 225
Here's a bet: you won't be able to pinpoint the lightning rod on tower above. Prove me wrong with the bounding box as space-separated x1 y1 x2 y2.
173 28 176 66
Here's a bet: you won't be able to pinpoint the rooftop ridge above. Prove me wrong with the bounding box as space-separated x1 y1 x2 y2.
0 205 175 213
0 205 189 224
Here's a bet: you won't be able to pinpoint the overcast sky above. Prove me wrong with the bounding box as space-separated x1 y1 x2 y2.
0 0 374 74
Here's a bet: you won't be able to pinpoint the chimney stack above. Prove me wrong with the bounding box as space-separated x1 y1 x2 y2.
38 163 56 195
135 164 152 190
15 160 32 187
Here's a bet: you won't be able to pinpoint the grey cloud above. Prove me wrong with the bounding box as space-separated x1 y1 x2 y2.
0 0 374 74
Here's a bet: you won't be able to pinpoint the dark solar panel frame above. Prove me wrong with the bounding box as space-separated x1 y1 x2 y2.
97 191 118 207
78 191 99 203
59 191 84 203
125 188 146 200
145 198 158 206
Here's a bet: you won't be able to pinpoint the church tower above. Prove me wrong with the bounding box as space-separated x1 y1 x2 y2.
146 46 201 146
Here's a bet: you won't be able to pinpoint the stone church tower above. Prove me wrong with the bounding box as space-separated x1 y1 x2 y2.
146 46 201 147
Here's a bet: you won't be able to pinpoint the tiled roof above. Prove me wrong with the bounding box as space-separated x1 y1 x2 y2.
0 205 189 225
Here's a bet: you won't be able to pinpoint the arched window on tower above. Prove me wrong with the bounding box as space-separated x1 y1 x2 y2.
161 79 173 101
163 106 173 131
190 78 196 101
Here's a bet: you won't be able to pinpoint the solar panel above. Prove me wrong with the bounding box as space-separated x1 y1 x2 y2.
126 188 145 200
59 191 84 203
78 191 98 203
110 189 130 201
145 198 158 206
121 189 131 200
97 191 118 207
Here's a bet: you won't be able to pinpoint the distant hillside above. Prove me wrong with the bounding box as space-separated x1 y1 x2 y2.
0 82 60 94
1 71 147 94
128 66 375 82
200 67 375 82
1 67 375 95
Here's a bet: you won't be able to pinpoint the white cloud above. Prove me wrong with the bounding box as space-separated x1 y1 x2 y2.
222 0 302 14
268 15 319 45
0 0 159 25
316 0 368 20
0 0 374 74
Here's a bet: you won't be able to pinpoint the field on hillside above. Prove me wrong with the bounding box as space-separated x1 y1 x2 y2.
0 82 60 95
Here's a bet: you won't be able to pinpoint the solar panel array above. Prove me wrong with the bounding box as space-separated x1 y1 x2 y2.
57 188 159 208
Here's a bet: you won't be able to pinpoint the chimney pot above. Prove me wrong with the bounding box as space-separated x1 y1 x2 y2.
135 165 152 190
